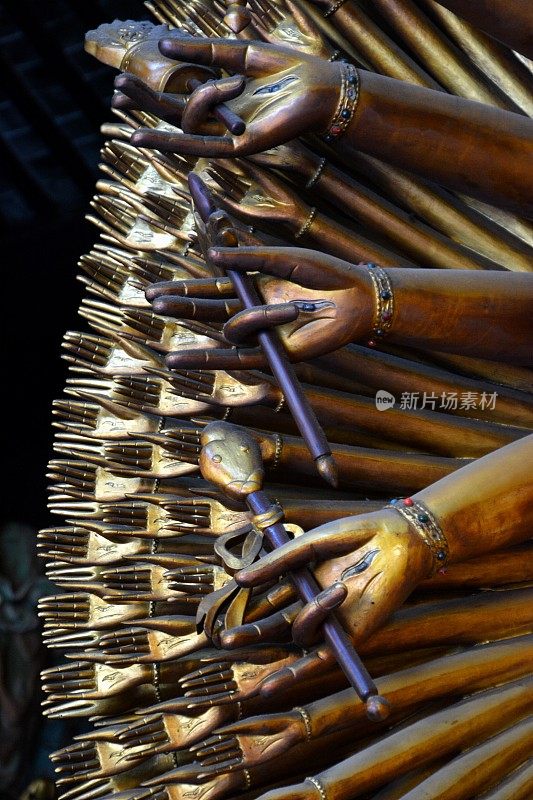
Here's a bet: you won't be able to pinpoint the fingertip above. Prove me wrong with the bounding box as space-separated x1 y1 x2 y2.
113 73 129 89
144 285 160 302
158 37 179 56
225 74 246 92
218 630 242 649
151 297 169 315
260 668 293 698
234 567 255 587
328 581 348 607
130 130 149 147
111 93 130 109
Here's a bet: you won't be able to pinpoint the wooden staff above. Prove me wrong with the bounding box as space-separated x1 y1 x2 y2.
188 172 338 486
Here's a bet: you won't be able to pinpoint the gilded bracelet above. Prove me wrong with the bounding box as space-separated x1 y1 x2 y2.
386 497 449 573
323 63 359 143
274 396 285 413
271 433 283 471
366 262 394 342
305 158 327 190
324 0 348 18
295 207 317 239
295 706 312 741
306 777 328 800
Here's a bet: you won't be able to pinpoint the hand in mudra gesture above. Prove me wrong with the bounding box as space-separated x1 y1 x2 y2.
148 244 374 370
126 37 343 156
219 509 433 693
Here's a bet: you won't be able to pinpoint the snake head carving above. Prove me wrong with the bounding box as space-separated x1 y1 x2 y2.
200 421 264 501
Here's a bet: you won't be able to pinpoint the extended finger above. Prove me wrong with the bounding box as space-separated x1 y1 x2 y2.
208 246 354 289
219 603 299 648
245 582 297 622
114 73 186 123
166 347 266 370
235 524 372 587
111 93 139 113
223 303 299 344
152 296 241 322
146 277 235 301
130 127 238 156
158 37 299 75
259 648 334 697
182 76 246 134
292 583 348 648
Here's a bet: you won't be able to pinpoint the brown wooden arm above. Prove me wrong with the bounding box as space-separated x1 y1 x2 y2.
314 345 533 428
383 269 533 364
308 158 499 271
329 2 440 88
292 207 416 267
415 434 533 562
434 0 533 59
282 499 384 529
342 70 533 217
303 635 533 740
274 435 463 494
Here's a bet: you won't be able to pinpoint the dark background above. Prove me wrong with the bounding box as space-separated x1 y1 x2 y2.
1 0 147 530
0 4 150 793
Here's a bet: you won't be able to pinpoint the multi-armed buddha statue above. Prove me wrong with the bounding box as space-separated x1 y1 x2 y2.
40 2 533 799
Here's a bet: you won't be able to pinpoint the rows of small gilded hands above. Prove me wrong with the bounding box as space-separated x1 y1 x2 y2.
44 47 320 792
45 125 395 797
42 169 533 800
39 3 533 800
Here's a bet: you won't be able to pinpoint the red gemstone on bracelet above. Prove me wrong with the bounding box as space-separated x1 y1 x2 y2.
382 310 392 320
403 497 414 507
330 125 342 135
367 339 376 347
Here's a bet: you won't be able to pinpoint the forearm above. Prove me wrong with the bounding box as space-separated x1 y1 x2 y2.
336 149 533 273
435 0 533 59
295 209 415 267
314 678 532 800
330 2 440 88
299 383 526 457
384 269 533 363
419 544 533 590
282 499 383 529
371 0 514 108
415 435 533 562
313 162 498 271
315 345 533 428
342 70 533 216
307 635 533 740
276 436 463 493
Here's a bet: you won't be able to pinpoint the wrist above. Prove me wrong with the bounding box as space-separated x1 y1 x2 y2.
363 263 395 346
386 497 449 574
322 63 360 143
293 706 313 742
345 263 389 344
323 0 350 18
258 432 277 465
304 156 328 190
293 206 318 240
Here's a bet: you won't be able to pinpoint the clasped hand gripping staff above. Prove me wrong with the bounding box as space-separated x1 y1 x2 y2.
199 420 390 720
